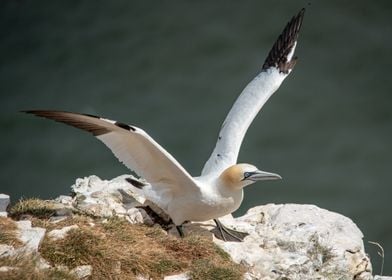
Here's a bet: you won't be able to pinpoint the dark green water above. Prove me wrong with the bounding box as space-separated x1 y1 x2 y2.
1 0 391 274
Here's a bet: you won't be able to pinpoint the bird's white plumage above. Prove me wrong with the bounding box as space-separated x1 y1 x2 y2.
26 9 304 228
201 68 288 177
94 122 198 192
95 123 201 218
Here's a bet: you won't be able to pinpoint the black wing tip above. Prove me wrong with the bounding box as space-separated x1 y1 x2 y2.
262 8 305 74
21 110 42 115
125 177 146 189
22 110 111 136
22 110 136 134
21 110 60 118
115 121 136 132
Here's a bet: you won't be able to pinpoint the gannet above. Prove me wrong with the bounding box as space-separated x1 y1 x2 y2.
23 9 304 242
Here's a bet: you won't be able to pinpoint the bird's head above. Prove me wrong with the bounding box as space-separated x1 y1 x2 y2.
220 163 281 189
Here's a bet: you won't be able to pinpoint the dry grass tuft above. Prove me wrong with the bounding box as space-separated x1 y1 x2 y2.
41 228 103 268
32 214 92 231
189 259 244 280
0 255 76 280
39 216 243 279
0 217 23 247
9 198 56 219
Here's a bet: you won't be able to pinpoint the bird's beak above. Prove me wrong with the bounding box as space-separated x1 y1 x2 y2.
248 170 282 181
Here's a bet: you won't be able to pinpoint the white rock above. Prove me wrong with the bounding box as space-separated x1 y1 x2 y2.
0 194 10 212
49 216 69 224
71 175 145 217
15 220 46 253
70 265 92 279
0 244 15 258
0 266 17 272
164 272 190 280
36 255 52 270
375 277 392 280
126 208 154 225
48 225 79 240
213 204 372 280
53 204 74 217
55 195 73 205
243 271 259 280
0 212 7 217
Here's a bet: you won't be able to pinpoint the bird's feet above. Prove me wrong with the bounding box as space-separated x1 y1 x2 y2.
212 219 248 242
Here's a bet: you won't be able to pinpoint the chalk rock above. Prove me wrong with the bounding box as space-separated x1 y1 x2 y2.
164 272 190 280
55 195 73 206
15 220 46 253
52 203 74 217
49 216 69 224
0 244 15 258
0 194 10 212
0 266 17 272
71 265 92 279
36 255 52 270
48 225 79 240
214 204 372 280
126 208 154 225
71 175 145 217
0 194 10 217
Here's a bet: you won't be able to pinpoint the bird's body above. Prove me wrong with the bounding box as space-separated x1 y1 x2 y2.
24 9 305 241
165 178 242 224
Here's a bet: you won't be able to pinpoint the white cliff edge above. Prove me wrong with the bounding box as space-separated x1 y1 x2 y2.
0 175 386 279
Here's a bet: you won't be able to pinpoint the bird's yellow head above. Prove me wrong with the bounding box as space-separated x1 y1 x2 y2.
220 163 282 189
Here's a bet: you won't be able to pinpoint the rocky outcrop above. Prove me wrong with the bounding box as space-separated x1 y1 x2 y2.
15 220 46 253
0 176 387 279
214 204 372 279
48 225 79 241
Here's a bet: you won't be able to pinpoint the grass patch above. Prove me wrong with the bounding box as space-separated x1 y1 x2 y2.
4 198 244 279
149 258 183 275
9 198 56 219
0 217 23 247
31 214 92 232
41 228 103 268
39 216 243 279
0 255 77 280
189 259 243 280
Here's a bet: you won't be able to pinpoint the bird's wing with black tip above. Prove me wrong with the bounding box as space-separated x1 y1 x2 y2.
262 8 305 74
201 9 305 177
23 110 198 192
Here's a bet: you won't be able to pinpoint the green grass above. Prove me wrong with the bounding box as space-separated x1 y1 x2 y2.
189 259 243 280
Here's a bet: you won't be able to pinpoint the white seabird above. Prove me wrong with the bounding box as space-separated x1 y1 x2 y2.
24 9 305 242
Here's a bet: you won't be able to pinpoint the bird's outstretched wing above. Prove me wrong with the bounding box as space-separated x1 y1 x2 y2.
23 110 198 192
201 9 305 177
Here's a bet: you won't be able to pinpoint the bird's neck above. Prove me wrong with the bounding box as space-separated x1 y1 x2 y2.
215 176 243 195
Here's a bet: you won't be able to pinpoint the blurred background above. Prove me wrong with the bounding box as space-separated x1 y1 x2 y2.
1 0 391 274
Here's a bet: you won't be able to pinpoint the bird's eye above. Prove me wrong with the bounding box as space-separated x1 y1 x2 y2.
244 172 251 179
